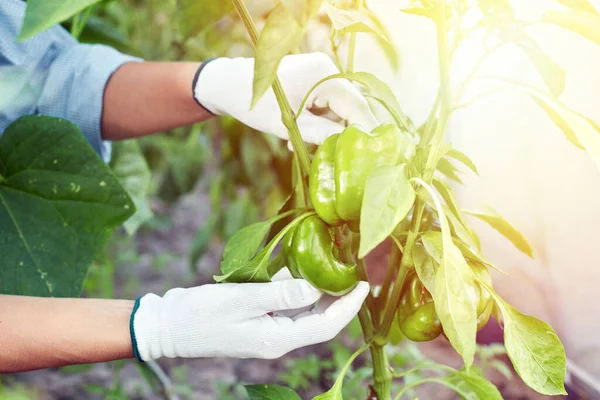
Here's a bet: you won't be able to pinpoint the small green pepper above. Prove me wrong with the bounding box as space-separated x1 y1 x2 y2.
397 263 494 342
282 215 358 296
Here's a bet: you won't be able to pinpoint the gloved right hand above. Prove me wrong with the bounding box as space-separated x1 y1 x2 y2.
193 52 379 146
130 268 369 361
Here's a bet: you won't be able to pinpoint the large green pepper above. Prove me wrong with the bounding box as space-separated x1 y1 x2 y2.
282 215 359 296
309 124 412 228
397 264 494 342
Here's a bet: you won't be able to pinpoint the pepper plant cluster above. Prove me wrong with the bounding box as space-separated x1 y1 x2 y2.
213 0 600 399
4 0 600 399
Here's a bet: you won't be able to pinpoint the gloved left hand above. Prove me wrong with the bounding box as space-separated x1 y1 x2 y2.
130 268 369 361
193 52 379 145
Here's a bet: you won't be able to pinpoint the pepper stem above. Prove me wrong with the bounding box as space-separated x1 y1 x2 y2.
231 0 312 178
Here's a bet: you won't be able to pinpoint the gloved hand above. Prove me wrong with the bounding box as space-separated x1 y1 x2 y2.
130 268 369 361
193 52 379 145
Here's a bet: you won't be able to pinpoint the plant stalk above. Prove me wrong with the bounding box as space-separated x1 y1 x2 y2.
231 0 312 177
377 0 454 340
371 343 393 400
347 33 357 73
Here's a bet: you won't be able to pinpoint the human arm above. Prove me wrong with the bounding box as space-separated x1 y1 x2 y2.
0 295 134 372
0 269 369 372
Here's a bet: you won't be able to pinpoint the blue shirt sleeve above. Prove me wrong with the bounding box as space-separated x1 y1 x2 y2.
0 0 143 162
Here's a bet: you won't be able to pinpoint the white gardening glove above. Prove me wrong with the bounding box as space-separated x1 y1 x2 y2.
193 52 379 145
130 268 369 361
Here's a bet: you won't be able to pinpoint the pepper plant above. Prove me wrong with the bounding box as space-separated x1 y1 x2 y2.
209 0 600 399
8 0 600 398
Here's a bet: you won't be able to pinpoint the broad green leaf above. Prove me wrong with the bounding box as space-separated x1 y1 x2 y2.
556 0 598 14
110 140 153 236
465 207 534 258
0 116 134 296
433 178 480 249
543 9 600 45
215 239 273 283
483 285 567 395
313 343 369 400
219 209 298 276
177 0 234 38
215 212 312 283
245 384 301 400
422 231 442 263
443 368 503 400
412 178 477 368
18 0 103 41
437 157 463 184
445 149 479 176
518 83 600 169
477 0 514 16
252 1 321 107
359 165 415 258
297 72 409 129
412 243 436 294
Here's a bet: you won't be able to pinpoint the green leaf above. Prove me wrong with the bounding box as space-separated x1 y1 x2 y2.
18 0 103 41
324 2 369 31
530 97 583 148
313 343 369 400
110 140 153 236
433 178 480 249
412 178 477 368
252 1 321 107
477 0 514 16
437 157 463 184
556 0 598 14
465 207 534 258
443 368 503 400
219 209 298 276
245 384 301 400
483 285 567 395
518 83 600 168
400 7 436 19
359 165 415 258
297 72 409 129
412 243 436 294
445 149 479 176
215 212 311 283
543 9 600 45
177 0 234 38
524 49 565 98
324 1 394 49
0 116 134 296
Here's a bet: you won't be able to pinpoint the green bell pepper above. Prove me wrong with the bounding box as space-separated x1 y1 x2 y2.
309 124 413 229
282 215 358 296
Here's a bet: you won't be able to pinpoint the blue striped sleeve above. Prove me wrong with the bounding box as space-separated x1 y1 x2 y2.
0 0 143 162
